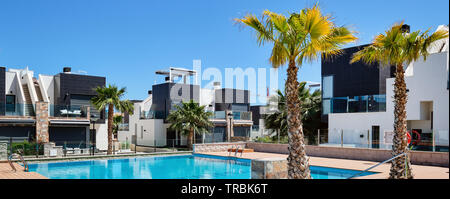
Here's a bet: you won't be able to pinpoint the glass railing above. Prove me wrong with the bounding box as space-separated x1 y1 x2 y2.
207 111 252 120
233 111 252 120
49 105 88 118
324 94 386 114
1 103 35 117
140 110 165 119
118 123 129 131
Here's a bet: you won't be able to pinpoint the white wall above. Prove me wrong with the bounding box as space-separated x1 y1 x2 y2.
135 119 166 147
38 74 54 103
95 123 109 151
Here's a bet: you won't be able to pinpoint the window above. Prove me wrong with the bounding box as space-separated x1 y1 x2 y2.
322 76 333 99
5 95 15 112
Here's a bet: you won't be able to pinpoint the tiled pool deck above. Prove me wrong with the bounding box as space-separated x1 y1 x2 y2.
196 152 449 179
1 152 448 179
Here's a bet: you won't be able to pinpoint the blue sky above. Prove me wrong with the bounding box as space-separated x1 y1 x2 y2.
0 0 448 104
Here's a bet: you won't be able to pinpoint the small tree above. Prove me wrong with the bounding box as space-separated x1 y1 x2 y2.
166 100 213 150
91 85 134 155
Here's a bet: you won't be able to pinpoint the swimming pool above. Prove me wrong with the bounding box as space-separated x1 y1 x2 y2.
28 154 375 179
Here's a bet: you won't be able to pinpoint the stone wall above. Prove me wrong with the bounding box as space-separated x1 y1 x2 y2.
0 141 7 160
193 142 246 153
251 157 288 179
36 102 49 143
246 142 449 167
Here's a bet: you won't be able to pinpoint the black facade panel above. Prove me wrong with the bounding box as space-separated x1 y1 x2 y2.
151 82 200 119
0 67 5 115
57 73 106 105
0 126 35 139
250 106 262 125
56 73 106 121
321 44 394 97
49 127 86 147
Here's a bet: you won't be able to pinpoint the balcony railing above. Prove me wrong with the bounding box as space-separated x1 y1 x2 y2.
323 94 386 114
208 111 252 120
1 104 36 117
49 105 89 118
140 110 165 119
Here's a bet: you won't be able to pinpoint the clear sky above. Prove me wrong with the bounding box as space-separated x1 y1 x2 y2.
0 0 448 103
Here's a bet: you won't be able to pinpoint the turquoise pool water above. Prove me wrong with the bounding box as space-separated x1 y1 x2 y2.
28 154 375 179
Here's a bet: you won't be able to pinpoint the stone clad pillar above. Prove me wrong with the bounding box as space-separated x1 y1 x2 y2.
36 102 49 143
251 157 288 179
0 141 7 160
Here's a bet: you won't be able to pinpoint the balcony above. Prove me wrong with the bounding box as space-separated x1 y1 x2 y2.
49 105 89 118
140 110 165 119
1 103 36 117
208 111 252 120
323 94 386 114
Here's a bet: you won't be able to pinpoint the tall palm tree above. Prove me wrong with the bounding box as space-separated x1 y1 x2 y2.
264 82 321 142
166 100 213 150
236 4 357 179
351 22 448 179
91 85 134 155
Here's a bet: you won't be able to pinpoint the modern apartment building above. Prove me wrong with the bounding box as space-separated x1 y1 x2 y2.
0 67 106 148
119 67 253 147
322 25 449 151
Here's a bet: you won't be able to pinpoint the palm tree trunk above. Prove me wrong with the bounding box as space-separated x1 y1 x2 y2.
286 59 311 179
389 64 413 179
188 128 194 150
107 103 114 155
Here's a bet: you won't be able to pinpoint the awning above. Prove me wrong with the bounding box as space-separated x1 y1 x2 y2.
0 118 35 124
49 119 90 126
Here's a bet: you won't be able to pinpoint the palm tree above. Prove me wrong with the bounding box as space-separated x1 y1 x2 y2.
236 4 357 179
264 82 321 142
91 85 134 155
112 115 124 138
350 22 448 179
166 100 213 150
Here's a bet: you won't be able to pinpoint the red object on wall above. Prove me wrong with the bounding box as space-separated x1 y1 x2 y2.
407 132 412 144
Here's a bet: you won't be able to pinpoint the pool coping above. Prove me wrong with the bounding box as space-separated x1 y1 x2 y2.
3 151 192 164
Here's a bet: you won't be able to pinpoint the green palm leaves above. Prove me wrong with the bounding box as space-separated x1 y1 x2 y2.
236 4 357 68
264 82 321 138
351 22 449 66
166 100 213 149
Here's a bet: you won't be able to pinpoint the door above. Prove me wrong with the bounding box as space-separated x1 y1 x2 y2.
372 126 380 149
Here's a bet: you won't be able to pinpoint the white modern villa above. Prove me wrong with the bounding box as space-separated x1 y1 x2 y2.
0 67 110 150
322 25 449 151
118 67 255 147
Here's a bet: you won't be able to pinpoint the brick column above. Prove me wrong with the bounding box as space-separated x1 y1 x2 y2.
36 102 49 143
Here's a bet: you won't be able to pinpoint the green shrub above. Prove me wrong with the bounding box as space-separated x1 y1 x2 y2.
10 141 44 156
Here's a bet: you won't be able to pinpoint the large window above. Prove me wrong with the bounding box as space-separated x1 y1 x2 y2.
322 76 333 115
5 95 15 112
322 76 333 99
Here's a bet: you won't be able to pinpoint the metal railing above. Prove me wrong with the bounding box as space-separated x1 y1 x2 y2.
347 152 408 179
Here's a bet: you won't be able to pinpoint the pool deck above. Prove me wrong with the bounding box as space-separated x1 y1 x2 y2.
196 152 449 179
0 163 47 179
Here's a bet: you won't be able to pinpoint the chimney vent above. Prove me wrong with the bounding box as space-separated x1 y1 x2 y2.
148 90 152 95
63 67 72 73
401 24 410 33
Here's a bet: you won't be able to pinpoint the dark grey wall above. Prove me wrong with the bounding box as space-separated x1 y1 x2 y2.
151 82 200 119
55 73 106 121
214 88 250 111
250 106 262 125
0 126 35 139
0 67 5 115
55 73 106 105
321 44 394 97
